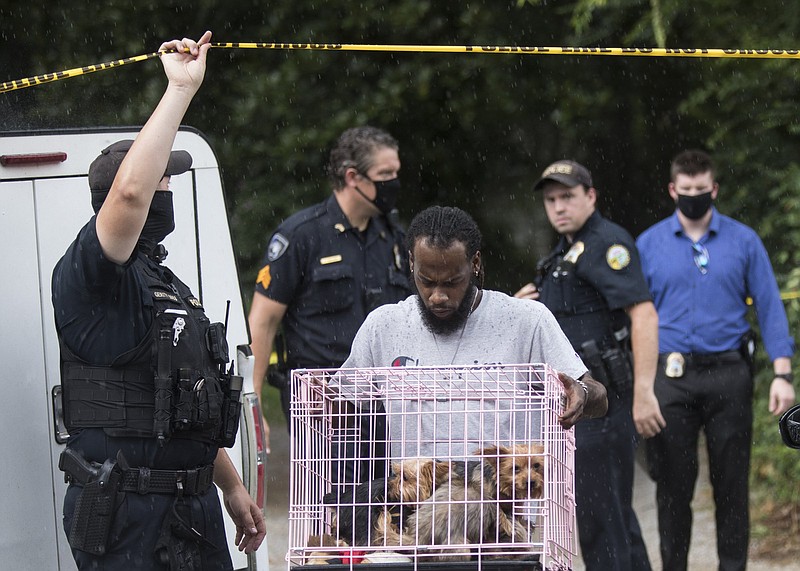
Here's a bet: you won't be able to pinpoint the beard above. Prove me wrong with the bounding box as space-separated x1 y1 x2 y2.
415 283 478 335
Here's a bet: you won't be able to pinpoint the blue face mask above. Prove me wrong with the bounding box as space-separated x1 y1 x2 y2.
676 191 713 220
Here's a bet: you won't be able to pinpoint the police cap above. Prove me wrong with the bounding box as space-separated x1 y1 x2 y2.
533 160 593 191
88 139 193 191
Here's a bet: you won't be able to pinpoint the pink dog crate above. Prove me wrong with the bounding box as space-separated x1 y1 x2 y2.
286 364 576 570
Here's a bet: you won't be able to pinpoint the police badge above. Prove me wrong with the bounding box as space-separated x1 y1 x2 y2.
563 241 585 263
665 352 685 378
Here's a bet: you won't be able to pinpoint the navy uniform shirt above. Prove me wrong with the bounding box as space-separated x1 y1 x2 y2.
538 210 652 350
52 217 216 469
255 194 411 369
53 217 149 364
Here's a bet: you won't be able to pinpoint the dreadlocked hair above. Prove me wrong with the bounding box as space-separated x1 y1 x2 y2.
407 206 485 286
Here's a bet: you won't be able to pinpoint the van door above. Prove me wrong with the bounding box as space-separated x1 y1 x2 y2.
0 178 66 569
0 128 268 571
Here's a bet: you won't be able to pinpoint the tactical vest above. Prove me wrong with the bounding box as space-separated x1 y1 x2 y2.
537 238 627 348
538 242 634 392
60 255 241 447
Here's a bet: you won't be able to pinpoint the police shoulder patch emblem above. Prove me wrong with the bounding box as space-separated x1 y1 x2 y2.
606 244 631 270
267 233 289 262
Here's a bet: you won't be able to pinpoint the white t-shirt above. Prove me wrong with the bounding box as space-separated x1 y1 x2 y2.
336 290 586 457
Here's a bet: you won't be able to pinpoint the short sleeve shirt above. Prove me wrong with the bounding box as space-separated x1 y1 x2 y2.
337 290 587 457
52 216 149 364
254 195 411 368
538 210 652 348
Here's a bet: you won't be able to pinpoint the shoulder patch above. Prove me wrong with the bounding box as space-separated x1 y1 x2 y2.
606 244 631 270
267 233 289 262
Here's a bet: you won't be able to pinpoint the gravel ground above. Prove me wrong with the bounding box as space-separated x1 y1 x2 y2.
263 416 799 571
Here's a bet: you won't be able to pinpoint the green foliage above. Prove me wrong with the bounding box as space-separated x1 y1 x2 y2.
515 0 800 540
751 370 800 505
3 0 800 545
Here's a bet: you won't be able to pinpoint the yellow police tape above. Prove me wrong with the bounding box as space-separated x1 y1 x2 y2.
3 42 800 94
745 290 800 306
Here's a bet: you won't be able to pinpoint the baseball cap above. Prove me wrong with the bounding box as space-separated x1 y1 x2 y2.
533 160 593 191
88 139 193 191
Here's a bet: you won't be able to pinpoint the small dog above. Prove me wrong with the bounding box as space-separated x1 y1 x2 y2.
387 457 453 503
374 443 545 562
323 476 388 546
323 458 453 545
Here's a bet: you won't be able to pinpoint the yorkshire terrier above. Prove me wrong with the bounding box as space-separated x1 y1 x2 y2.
323 457 453 545
374 443 545 562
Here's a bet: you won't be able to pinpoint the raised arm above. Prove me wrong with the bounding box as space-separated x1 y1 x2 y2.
96 31 212 263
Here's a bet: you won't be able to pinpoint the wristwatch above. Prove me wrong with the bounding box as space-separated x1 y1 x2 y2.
775 372 794 385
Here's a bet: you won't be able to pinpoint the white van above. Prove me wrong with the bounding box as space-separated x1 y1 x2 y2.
0 127 269 571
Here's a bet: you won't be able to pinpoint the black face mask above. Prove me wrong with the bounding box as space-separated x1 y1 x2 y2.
676 191 713 220
137 191 175 255
355 175 401 215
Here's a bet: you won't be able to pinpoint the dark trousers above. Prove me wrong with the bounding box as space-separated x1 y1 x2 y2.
647 357 753 571
64 483 232 570
575 389 651 571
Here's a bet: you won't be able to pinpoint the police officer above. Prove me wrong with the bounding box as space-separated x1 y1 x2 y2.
515 160 664 571
248 126 412 437
52 32 265 570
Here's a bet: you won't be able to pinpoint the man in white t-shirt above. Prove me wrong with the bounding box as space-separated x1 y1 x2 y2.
338 205 607 456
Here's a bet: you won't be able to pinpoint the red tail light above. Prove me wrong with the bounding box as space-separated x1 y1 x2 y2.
0 152 67 166
249 401 266 507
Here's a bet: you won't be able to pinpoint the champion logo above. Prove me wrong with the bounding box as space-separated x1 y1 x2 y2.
391 356 418 367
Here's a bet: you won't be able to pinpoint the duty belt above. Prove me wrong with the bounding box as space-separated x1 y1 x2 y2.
121 465 214 495
658 350 742 368
65 461 214 496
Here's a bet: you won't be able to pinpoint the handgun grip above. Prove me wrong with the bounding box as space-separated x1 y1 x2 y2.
58 448 99 484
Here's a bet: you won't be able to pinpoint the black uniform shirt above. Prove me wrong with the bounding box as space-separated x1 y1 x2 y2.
52 216 159 364
538 210 652 349
255 195 411 369
52 216 216 468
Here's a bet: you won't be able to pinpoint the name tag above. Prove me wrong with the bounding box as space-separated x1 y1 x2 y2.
153 291 179 303
320 254 342 265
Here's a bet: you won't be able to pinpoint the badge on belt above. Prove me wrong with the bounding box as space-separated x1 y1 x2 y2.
665 352 685 378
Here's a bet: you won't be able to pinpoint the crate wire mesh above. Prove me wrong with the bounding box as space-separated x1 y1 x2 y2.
288 364 576 570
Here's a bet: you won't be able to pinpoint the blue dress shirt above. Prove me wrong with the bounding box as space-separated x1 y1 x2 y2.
636 208 794 361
